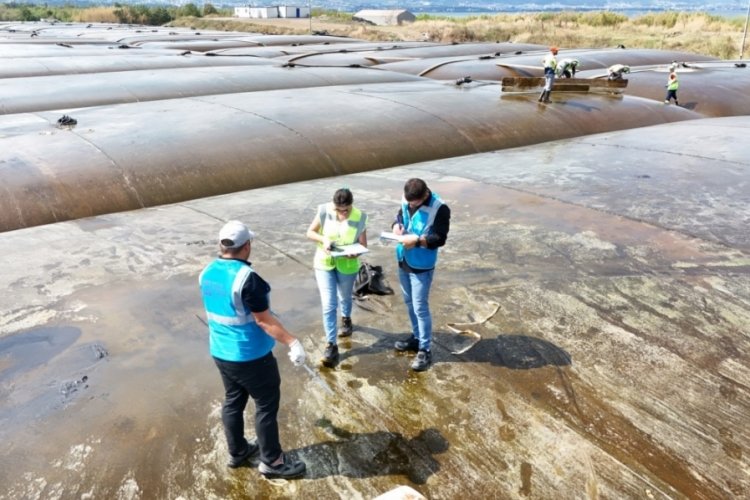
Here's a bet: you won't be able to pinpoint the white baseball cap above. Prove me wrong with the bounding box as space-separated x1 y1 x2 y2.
219 220 254 248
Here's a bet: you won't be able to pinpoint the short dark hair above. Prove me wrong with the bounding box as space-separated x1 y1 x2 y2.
403 178 428 202
220 240 248 256
333 188 353 206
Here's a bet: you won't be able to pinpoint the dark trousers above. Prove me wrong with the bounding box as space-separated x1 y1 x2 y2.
213 352 282 465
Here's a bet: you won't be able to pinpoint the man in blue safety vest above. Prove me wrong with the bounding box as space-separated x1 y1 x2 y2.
391 179 451 371
199 220 307 479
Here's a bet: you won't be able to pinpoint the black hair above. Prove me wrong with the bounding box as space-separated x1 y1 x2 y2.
333 188 353 206
220 240 248 255
403 178 428 202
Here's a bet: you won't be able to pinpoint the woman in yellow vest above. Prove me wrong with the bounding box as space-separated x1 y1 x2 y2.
306 188 367 366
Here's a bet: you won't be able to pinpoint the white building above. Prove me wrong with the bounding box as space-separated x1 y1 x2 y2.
278 5 310 18
352 9 416 26
234 5 310 19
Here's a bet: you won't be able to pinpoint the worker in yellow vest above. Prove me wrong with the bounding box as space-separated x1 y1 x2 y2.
306 188 368 367
556 58 580 78
539 46 558 103
607 64 630 80
664 72 679 105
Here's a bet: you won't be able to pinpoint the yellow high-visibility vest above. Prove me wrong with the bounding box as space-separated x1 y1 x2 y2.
313 203 366 274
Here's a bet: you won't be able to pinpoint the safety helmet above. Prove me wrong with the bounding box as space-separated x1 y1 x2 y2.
550 46 559 54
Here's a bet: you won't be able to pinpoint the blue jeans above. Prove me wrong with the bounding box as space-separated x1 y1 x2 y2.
544 72 555 91
398 267 435 351
213 352 282 466
315 268 357 344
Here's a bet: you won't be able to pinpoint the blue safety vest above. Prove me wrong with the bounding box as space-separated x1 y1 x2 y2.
199 259 274 362
396 193 443 270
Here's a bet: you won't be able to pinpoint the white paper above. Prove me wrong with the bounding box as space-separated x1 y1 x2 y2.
329 243 369 257
379 231 407 242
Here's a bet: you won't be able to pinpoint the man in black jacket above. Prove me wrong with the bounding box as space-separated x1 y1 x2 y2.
391 179 451 371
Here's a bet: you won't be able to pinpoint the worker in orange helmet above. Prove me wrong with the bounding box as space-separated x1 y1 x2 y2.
539 46 558 103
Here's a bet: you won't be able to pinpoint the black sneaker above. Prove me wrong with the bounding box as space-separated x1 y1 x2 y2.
227 441 259 468
411 350 432 371
338 316 353 337
394 336 419 352
258 453 306 479
321 342 339 367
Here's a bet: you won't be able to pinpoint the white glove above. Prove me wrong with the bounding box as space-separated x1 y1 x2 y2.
288 339 306 367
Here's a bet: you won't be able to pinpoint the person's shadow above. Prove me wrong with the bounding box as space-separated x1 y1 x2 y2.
338 325 571 370
286 424 448 484
451 334 571 369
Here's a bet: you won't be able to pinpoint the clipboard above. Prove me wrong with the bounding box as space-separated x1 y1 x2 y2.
379 232 407 243
330 243 369 257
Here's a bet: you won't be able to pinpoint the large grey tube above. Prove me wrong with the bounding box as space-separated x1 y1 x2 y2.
0 81 698 232
380 49 718 79
588 64 750 116
274 42 548 66
0 54 274 79
0 66 424 114
208 41 438 58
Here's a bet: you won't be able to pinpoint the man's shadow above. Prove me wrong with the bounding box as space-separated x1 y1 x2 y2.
451 334 571 369
291 425 449 484
338 325 571 370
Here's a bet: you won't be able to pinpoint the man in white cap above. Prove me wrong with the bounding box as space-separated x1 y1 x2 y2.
199 220 307 478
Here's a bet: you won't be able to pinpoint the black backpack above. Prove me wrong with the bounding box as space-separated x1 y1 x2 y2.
353 262 394 298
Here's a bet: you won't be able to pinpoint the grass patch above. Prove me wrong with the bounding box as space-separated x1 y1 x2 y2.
0 7 745 58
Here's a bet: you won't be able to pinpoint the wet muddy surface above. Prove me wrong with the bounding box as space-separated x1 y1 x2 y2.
1 118 750 499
